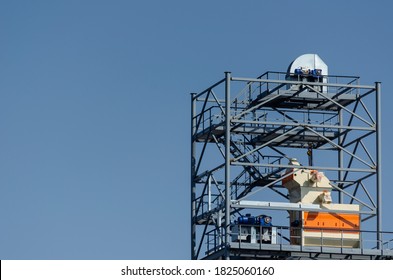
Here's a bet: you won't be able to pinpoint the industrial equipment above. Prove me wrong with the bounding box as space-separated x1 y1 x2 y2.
191 53 389 259
286 53 328 92
282 158 360 248
232 214 277 244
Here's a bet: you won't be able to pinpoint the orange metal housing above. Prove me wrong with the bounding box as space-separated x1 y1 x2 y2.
303 211 359 230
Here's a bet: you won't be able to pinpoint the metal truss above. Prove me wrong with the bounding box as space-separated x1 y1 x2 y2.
191 71 390 260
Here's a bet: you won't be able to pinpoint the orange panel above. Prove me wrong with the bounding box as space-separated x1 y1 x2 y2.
303 212 359 230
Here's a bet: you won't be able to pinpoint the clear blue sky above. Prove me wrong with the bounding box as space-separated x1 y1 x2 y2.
0 0 392 259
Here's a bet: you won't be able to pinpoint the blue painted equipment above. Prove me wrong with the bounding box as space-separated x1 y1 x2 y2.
232 214 276 244
259 215 273 226
294 67 322 77
237 214 273 226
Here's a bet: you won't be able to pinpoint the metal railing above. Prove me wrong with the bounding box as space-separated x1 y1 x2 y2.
205 224 393 256
232 71 362 107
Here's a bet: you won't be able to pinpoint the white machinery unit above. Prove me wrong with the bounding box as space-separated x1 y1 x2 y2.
232 224 258 243
283 159 360 248
286 53 328 92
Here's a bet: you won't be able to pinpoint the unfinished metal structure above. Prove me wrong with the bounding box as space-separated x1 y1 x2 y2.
191 54 393 260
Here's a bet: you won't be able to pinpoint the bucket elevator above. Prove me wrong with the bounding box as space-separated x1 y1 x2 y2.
190 54 393 259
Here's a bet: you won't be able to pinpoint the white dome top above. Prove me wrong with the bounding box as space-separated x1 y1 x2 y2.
287 54 328 76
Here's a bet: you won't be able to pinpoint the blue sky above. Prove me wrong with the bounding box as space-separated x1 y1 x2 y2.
0 0 392 259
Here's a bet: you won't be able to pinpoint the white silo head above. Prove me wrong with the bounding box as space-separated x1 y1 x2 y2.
287 54 328 76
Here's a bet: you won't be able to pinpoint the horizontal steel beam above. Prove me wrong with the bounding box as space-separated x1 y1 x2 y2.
231 119 376 131
231 200 374 215
231 76 376 90
231 161 377 173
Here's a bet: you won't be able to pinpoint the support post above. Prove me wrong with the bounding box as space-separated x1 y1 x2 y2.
191 93 196 259
376 82 382 249
208 175 212 211
225 72 231 260
338 109 344 203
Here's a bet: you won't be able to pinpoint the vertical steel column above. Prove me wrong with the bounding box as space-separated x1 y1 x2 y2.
376 82 382 249
224 72 231 260
338 109 344 204
191 93 196 259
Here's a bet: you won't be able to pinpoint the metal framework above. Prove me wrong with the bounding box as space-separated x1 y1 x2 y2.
191 71 393 260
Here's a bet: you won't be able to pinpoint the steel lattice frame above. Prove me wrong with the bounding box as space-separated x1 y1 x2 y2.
191 71 391 260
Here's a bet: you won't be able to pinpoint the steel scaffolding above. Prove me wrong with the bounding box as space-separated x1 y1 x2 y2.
191 70 392 260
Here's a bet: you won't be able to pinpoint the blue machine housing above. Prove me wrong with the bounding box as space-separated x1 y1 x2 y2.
294 68 322 78
259 215 273 226
237 214 273 227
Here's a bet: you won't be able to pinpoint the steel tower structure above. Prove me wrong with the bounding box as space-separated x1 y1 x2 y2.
190 55 393 260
